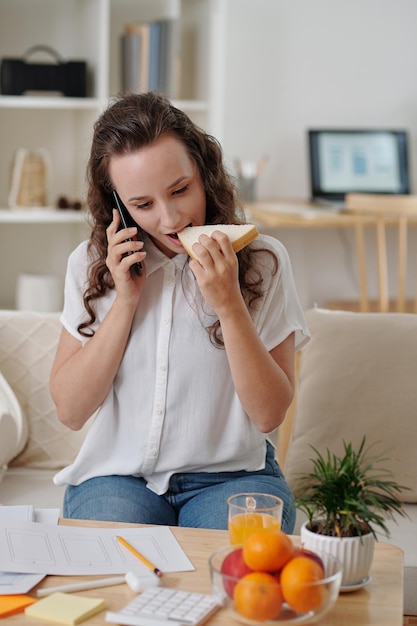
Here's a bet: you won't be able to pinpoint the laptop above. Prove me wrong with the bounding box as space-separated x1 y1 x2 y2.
308 129 410 207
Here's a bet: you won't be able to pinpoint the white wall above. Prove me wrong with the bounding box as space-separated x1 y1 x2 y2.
220 0 417 308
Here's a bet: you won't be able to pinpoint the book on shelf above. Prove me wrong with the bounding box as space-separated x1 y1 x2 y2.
121 19 179 97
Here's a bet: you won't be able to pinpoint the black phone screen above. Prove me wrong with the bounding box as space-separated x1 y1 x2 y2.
112 190 142 276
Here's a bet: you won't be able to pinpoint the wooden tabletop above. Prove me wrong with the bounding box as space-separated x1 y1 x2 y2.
247 200 417 229
9 519 404 625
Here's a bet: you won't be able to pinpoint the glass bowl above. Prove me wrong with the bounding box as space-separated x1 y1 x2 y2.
209 544 342 625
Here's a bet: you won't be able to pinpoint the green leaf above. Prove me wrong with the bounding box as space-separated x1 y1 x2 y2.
293 436 410 538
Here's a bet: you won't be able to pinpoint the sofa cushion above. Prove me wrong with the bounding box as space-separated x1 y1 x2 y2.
0 310 89 470
284 308 417 503
0 371 28 468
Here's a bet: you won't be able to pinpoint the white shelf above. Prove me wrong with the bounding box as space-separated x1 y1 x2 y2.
0 209 89 223
0 96 102 110
0 0 222 201
0 0 224 310
0 96 208 113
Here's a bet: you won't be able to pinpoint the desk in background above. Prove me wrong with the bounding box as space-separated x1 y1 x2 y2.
247 200 417 312
247 200 377 229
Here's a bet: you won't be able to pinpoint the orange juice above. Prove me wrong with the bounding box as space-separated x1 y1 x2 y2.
229 512 281 545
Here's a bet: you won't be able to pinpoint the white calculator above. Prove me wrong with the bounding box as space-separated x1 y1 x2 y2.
105 586 224 626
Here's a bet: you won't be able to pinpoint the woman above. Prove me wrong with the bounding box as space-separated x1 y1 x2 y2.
50 92 309 531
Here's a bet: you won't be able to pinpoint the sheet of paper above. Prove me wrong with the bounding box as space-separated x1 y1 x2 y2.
0 572 45 596
0 521 195 576
0 507 52 594
0 505 59 525
34 508 60 524
0 505 34 522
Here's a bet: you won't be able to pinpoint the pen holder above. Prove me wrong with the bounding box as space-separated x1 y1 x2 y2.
235 156 269 204
237 174 257 203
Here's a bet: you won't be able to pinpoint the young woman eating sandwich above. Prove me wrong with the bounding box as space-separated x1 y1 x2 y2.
50 92 309 531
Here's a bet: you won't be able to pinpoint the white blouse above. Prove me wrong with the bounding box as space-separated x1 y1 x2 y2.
54 234 309 495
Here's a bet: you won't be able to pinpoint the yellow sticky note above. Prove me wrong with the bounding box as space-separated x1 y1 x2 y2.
25 592 105 625
0 594 36 617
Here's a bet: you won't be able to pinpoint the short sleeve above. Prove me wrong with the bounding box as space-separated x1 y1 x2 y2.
250 235 310 352
60 241 93 344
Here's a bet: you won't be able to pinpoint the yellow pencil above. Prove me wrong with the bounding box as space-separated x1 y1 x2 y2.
117 535 163 577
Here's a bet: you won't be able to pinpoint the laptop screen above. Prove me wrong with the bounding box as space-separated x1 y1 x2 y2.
308 129 410 203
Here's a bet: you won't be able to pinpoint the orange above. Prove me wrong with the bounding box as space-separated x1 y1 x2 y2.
234 571 283 621
280 555 325 613
242 529 294 572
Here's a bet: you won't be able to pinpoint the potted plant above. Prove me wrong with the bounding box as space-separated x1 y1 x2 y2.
294 437 408 589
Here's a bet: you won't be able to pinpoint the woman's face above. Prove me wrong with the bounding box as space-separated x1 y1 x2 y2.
109 134 206 258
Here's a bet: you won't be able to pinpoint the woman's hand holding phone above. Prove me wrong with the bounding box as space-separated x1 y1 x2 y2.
106 209 146 306
112 190 143 276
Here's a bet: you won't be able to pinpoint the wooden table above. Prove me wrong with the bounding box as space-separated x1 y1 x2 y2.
10 519 404 625
247 200 417 230
247 201 373 229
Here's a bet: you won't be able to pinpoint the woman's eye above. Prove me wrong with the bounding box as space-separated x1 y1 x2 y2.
136 200 152 209
173 185 188 196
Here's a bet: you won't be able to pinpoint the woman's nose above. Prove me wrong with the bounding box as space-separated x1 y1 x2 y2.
159 201 181 229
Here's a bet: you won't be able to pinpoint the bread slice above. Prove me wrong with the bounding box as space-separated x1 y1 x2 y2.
178 224 259 260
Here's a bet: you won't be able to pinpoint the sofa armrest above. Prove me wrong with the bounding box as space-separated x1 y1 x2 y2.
277 351 300 468
0 371 28 467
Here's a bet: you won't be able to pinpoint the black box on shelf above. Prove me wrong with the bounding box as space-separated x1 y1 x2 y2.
0 46 87 97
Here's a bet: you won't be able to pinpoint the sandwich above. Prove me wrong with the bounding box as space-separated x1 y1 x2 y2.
178 224 259 260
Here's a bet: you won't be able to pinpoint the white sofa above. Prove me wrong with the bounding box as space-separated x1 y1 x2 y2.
279 308 417 616
0 308 416 615
0 310 89 511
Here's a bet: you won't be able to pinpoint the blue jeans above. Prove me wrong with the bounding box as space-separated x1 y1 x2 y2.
63 442 296 533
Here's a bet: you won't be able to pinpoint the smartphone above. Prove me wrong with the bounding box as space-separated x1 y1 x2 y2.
112 190 143 276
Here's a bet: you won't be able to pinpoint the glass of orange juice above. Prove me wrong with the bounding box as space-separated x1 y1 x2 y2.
228 493 283 546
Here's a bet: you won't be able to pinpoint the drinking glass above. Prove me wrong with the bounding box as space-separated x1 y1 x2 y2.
228 493 283 546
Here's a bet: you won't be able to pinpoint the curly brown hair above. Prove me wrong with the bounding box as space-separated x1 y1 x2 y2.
80 91 277 345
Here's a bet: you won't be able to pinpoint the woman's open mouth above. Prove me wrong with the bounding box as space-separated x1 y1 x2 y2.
166 225 191 245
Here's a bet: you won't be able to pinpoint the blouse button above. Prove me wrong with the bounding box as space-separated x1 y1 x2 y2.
149 447 158 457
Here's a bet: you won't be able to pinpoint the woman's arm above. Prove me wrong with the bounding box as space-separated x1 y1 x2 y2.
216 303 294 433
189 232 295 433
49 211 146 430
50 298 137 430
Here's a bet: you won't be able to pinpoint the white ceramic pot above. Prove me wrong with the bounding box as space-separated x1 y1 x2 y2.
300 520 375 587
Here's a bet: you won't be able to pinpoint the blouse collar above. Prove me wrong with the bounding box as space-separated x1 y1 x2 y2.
143 234 190 276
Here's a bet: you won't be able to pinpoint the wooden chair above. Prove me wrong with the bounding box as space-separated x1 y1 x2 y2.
329 193 417 313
